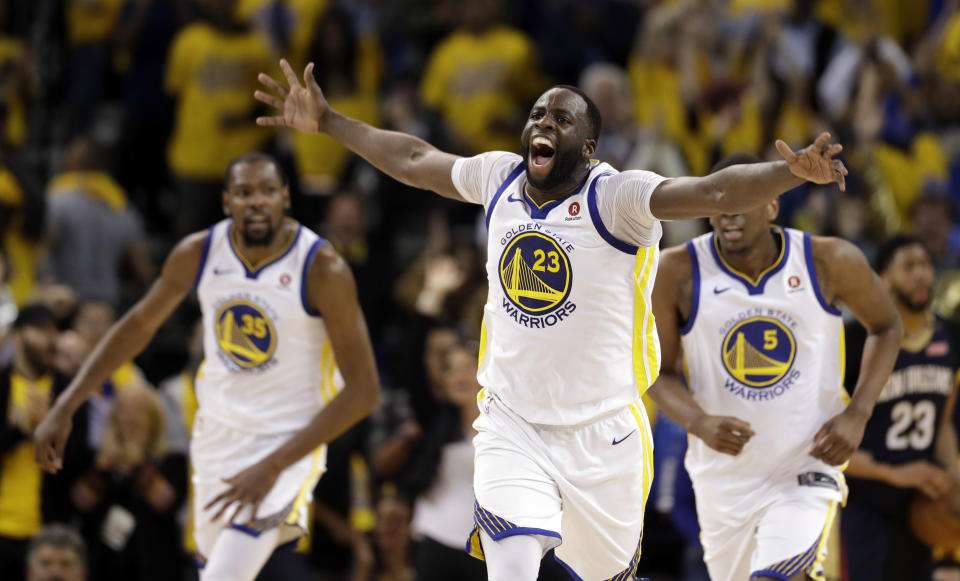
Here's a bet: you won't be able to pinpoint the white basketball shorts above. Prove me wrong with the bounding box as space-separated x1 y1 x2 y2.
700 493 838 581
467 391 654 580
190 412 326 565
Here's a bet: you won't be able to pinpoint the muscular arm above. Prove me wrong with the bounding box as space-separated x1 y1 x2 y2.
649 133 846 220
935 375 960 479
35 233 204 471
56 233 204 414
816 237 902 421
807 237 903 465
646 247 755 454
256 60 463 201
260 245 380 472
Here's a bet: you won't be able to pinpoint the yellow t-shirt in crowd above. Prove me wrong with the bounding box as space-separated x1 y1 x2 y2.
235 0 329 69
421 25 542 154
165 23 274 181
0 373 53 538
67 0 126 46
0 37 27 148
0 167 39 304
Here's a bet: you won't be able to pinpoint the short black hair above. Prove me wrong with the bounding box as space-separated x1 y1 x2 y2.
874 234 928 274
27 523 87 569
13 304 56 331
552 85 602 140
710 153 763 174
224 152 288 188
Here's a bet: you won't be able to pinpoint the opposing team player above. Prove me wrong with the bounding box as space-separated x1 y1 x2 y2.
647 154 902 581
842 235 960 581
254 59 849 580
34 153 380 581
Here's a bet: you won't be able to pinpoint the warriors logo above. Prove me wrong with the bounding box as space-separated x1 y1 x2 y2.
215 300 277 369
721 317 796 388
499 232 572 315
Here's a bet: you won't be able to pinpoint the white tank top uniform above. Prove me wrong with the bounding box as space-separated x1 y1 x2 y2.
681 227 847 581
451 151 665 580
190 218 338 563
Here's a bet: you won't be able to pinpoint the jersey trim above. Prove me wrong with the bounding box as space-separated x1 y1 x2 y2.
522 185 565 218
587 172 639 255
680 241 700 336
193 225 216 289
803 233 843 316
300 238 327 317
485 163 525 230
228 220 303 280
709 228 789 295
633 248 659 395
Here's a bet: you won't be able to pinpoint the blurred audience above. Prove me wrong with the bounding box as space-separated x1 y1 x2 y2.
26 523 88 581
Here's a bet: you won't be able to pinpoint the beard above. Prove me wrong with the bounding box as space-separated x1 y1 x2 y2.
240 224 276 246
522 143 584 190
895 287 931 312
23 345 53 376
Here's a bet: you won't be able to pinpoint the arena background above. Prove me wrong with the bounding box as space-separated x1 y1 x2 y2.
1 0 959 579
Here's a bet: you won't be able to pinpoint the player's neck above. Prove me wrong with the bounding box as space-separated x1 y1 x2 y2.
720 229 781 281
231 220 294 266
525 165 591 206
898 305 933 338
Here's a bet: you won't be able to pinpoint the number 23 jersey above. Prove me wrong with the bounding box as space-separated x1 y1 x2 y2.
452 151 667 426
844 316 959 511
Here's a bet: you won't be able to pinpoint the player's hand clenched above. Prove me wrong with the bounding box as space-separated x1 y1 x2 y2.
690 414 755 456
810 408 868 466
255 59 330 134
205 458 283 525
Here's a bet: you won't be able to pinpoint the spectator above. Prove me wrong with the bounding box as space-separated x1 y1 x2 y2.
354 494 415 581
0 5 33 150
910 192 960 273
420 0 544 154
45 137 155 305
64 0 125 135
71 383 187 581
0 150 46 305
0 305 86 581
164 0 275 237
401 341 485 581
26 523 88 581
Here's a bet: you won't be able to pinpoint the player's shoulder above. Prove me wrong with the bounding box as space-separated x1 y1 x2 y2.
305 240 351 282
656 243 694 289
807 234 868 265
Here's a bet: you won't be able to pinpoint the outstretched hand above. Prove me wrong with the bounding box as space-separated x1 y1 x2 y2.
775 132 848 192
255 59 329 134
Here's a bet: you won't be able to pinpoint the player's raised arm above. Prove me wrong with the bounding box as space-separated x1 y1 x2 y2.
648 132 847 220
809 237 902 466
646 247 755 456
34 232 206 473
255 59 463 201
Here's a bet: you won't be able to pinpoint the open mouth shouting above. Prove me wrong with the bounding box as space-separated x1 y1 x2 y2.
528 135 556 181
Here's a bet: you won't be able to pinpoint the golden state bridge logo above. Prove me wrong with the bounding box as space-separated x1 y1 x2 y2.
721 317 796 388
498 231 575 328
215 299 278 370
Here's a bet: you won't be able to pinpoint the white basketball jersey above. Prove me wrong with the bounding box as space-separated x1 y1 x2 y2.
681 228 848 517
194 219 341 434
476 159 662 425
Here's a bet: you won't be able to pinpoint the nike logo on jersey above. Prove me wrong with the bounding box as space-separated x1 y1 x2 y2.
507 193 522 203
213 267 234 275
612 430 635 445
713 287 731 294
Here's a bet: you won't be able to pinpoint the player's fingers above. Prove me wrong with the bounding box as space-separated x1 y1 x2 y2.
813 132 832 152
257 73 288 96
256 116 288 127
210 498 235 522
824 143 843 158
254 90 284 110
248 502 261 525
204 490 231 512
775 139 798 163
279 58 300 89
228 501 245 525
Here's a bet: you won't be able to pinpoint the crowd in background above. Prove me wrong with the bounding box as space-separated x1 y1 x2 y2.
3 0 960 579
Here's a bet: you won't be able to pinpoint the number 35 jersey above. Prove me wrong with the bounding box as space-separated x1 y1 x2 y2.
681 228 849 518
843 315 959 512
194 218 340 434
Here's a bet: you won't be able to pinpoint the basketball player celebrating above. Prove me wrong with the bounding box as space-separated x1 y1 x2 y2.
34 153 380 581
253 59 848 580
842 235 960 581
647 154 902 581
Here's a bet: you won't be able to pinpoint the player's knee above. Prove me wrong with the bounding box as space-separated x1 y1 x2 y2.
482 532 542 581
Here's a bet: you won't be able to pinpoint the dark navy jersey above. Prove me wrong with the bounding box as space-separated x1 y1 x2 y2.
844 316 960 513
